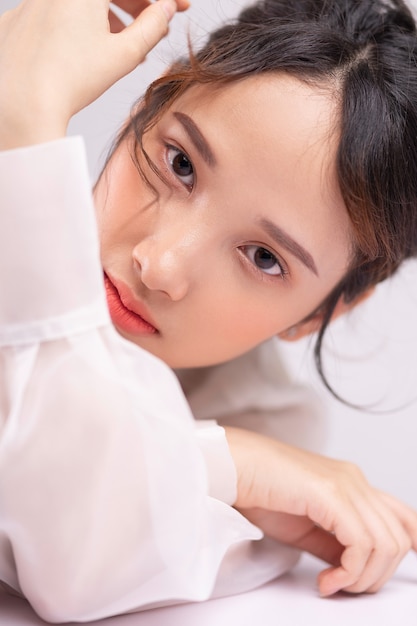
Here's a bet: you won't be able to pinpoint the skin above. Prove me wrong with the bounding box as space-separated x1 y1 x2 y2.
1 0 416 602
94 76 353 368
0 0 189 149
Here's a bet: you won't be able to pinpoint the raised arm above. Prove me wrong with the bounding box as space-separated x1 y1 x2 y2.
0 0 188 149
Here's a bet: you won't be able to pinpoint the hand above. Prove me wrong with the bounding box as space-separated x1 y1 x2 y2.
109 1 189 33
225 427 417 596
0 0 189 149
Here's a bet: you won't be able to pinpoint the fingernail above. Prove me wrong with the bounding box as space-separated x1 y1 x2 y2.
319 586 341 598
159 0 176 21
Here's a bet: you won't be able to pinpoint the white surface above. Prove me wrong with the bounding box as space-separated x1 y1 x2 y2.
1 553 416 626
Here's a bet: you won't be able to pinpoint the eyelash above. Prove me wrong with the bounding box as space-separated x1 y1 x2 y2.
239 245 288 282
165 144 195 190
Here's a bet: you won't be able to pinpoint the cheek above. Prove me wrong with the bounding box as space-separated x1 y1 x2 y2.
94 161 151 246
189 311 278 366
206 287 318 349
194 290 284 353
226 304 281 344
95 144 146 211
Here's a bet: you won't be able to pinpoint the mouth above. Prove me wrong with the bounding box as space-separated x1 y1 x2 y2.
104 273 158 336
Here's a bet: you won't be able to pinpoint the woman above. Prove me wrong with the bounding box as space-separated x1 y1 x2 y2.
0 0 416 621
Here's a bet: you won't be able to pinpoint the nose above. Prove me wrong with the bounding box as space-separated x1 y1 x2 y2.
132 222 201 301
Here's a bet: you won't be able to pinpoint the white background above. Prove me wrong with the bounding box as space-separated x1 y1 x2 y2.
2 0 417 514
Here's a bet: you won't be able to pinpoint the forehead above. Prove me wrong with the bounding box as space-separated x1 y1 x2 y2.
170 73 342 202
165 74 353 277
173 73 338 153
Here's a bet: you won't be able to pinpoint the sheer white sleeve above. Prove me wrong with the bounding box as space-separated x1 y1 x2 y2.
0 138 303 623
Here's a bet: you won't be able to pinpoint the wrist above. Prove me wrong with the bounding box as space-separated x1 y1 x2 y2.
224 426 263 508
0 98 68 151
0 117 67 151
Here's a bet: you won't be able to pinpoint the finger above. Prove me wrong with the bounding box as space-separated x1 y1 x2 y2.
343 507 410 593
365 542 410 594
292 524 344 568
317 543 373 596
171 0 190 11
114 0 189 20
314 493 379 596
116 0 178 64
320 490 412 595
364 492 417 593
377 490 417 551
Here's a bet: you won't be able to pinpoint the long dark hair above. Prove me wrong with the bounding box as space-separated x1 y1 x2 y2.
108 0 417 399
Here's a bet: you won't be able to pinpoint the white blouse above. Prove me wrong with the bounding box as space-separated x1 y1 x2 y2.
0 137 325 622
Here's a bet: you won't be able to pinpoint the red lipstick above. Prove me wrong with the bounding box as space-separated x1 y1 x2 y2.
104 274 158 336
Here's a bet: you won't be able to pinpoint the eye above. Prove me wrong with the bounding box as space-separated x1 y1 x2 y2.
241 245 285 277
167 146 194 188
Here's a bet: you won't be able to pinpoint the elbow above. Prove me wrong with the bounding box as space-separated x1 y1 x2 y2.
22 579 102 623
28 597 89 624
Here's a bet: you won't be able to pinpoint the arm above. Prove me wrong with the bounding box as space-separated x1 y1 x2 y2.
178 330 417 595
225 426 417 596
0 3 266 621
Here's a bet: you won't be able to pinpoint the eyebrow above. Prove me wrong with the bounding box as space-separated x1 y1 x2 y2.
173 112 217 167
258 218 319 276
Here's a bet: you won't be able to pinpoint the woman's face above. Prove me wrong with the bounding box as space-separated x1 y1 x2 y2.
94 74 353 368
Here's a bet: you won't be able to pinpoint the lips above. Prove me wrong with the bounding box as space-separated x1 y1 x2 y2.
104 274 158 336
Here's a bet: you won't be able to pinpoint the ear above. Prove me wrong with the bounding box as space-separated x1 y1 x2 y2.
278 287 375 342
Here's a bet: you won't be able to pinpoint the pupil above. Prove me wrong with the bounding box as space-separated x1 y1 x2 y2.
173 153 192 177
254 248 275 269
